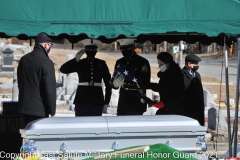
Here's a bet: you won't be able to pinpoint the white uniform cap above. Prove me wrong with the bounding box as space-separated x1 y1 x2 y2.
81 39 102 47
116 39 136 46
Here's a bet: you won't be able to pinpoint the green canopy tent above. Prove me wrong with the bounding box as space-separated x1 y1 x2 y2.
0 0 240 45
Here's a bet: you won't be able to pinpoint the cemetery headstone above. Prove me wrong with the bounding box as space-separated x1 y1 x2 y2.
1 48 14 72
205 89 228 131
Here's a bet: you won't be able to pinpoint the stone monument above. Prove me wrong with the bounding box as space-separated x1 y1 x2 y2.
204 89 228 131
1 48 14 72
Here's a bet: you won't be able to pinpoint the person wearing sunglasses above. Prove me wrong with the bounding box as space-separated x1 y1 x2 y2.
60 39 112 116
17 32 56 127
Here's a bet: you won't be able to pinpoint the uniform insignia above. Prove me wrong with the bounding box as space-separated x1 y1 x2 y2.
142 64 149 73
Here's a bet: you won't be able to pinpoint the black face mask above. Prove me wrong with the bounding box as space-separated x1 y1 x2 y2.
46 48 51 54
122 50 132 58
192 65 199 72
86 51 97 58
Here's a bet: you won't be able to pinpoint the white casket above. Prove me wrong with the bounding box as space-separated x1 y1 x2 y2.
20 115 207 158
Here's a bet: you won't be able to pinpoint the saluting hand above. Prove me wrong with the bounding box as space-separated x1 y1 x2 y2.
75 49 86 62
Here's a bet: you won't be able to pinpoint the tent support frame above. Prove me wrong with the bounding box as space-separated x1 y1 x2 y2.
233 37 240 157
224 36 232 157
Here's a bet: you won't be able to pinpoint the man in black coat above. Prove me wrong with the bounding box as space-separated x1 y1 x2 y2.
111 39 151 115
17 32 56 126
182 54 205 126
60 39 112 116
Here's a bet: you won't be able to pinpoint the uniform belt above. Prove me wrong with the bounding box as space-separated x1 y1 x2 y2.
121 87 140 91
78 82 102 87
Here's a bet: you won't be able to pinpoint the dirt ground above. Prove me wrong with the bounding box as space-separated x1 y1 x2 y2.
0 48 237 108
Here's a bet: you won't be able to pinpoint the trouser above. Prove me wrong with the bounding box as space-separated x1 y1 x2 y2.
21 114 45 128
75 104 103 116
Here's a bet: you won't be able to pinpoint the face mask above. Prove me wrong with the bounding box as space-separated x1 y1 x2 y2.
45 42 52 54
159 64 168 72
46 48 51 54
192 65 199 72
122 50 132 58
86 51 97 58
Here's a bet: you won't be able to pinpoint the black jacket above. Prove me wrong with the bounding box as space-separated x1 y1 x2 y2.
17 44 56 117
149 62 185 115
182 66 204 126
112 53 151 114
60 57 111 106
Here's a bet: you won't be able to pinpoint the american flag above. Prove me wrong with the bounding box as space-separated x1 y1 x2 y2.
111 63 141 83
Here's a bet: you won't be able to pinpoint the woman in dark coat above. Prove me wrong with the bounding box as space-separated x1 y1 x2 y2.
148 52 185 115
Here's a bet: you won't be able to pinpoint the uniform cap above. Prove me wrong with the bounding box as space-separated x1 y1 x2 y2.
35 32 53 43
116 39 136 49
81 39 102 49
157 52 173 63
185 54 201 64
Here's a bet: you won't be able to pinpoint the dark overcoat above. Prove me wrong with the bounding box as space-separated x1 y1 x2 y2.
17 44 56 117
149 62 185 115
182 66 204 126
60 57 111 106
112 53 151 114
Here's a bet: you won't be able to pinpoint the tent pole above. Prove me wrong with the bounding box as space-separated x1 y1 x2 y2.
179 41 183 68
233 37 240 157
224 41 232 157
72 43 74 49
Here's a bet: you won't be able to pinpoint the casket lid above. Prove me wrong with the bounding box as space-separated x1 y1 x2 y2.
21 115 206 137
22 117 108 135
105 115 206 133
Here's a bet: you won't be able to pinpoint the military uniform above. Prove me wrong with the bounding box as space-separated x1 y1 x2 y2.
60 39 111 116
182 54 204 126
112 52 151 115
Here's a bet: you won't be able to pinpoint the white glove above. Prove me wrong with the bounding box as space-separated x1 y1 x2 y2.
102 104 109 114
113 74 125 88
75 49 86 62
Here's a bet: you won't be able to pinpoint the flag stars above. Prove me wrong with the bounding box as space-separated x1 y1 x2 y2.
132 77 138 82
123 70 128 75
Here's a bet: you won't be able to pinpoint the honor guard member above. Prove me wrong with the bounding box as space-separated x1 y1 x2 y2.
60 39 112 116
182 54 204 126
111 39 151 115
